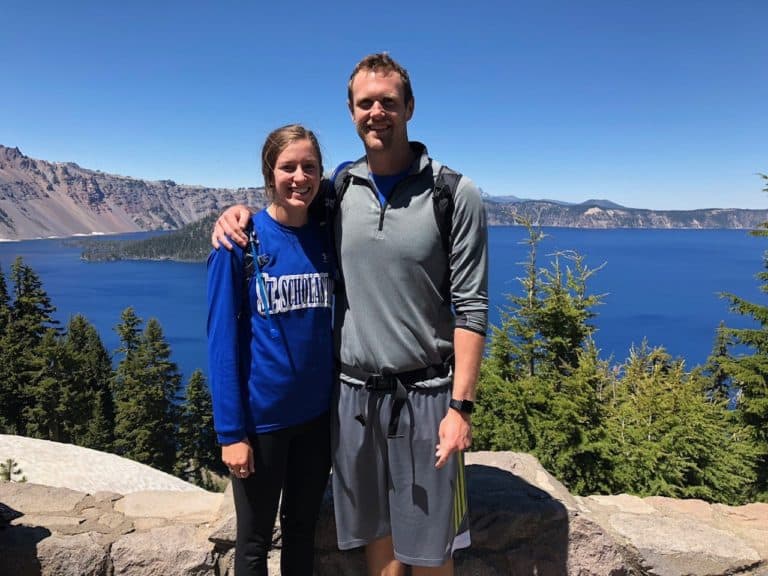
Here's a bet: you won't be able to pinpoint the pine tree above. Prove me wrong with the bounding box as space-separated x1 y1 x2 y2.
531 341 617 495
9 256 58 345
0 317 28 434
21 315 114 447
112 308 148 459
699 322 733 403
0 263 10 334
536 251 604 373
176 370 223 487
87 387 116 452
0 263 13 432
0 258 59 435
63 315 115 450
489 219 546 380
115 305 142 355
23 328 85 442
473 365 535 452
715 173 768 501
475 221 610 494
484 221 604 380
141 318 182 470
476 221 545 452
605 344 754 503
112 309 181 473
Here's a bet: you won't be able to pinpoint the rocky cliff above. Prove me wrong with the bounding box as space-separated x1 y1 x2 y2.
2 144 766 241
0 145 266 240
1 435 767 575
483 198 768 229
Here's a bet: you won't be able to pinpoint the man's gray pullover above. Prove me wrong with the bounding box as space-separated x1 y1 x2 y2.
334 143 488 385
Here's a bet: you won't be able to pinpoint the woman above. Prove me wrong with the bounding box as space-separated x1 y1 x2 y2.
207 124 333 575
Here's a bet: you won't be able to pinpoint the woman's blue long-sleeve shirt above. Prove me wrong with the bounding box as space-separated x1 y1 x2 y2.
206 210 334 445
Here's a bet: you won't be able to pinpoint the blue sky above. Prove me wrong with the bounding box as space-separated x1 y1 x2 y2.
2 1 766 210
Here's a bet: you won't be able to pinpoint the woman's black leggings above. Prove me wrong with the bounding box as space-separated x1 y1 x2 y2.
231 411 331 576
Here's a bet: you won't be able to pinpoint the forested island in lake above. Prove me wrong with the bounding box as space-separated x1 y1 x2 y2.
77 214 217 262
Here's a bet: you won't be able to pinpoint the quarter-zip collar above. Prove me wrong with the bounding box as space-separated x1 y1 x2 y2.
344 142 432 233
347 142 430 182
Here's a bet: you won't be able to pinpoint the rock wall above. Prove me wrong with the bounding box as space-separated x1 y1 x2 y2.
0 145 266 240
1 450 766 575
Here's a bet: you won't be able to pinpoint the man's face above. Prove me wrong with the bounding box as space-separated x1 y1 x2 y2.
349 69 414 153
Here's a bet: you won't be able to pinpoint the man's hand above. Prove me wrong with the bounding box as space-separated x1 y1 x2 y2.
435 328 482 468
222 438 255 478
435 408 472 469
211 204 253 250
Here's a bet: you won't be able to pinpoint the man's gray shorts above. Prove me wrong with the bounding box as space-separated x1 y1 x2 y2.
331 377 470 567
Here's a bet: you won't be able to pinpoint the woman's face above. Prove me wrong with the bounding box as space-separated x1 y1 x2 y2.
270 139 321 221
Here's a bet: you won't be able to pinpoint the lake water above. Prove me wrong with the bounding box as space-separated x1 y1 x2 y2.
0 227 764 383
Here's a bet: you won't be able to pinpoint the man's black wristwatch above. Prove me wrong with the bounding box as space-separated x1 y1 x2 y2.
449 398 475 415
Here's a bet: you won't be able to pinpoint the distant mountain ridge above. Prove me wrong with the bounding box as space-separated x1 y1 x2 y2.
1 144 766 240
483 200 768 229
0 145 267 240
580 199 626 209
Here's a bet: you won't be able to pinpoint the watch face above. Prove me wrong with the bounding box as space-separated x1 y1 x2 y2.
450 399 474 414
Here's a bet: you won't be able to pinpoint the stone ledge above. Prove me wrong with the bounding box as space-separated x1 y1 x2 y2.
1 440 766 576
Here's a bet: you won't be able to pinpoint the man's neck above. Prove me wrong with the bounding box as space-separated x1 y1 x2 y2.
366 142 413 176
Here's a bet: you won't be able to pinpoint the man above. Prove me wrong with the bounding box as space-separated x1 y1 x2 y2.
213 53 488 576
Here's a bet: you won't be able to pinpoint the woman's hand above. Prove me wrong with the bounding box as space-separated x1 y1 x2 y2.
222 438 254 479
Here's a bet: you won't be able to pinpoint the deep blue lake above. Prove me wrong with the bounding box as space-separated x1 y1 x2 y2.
0 227 764 384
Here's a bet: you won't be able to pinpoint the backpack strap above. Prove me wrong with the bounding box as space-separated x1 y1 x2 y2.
319 161 357 290
242 220 278 339
432 165 462 257
432 164 462 305
310 160 354 233
330 161 354 214
329 160 462 259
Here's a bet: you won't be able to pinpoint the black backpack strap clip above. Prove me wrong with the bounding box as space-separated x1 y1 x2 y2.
243 222 257 281
242 220 278 339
